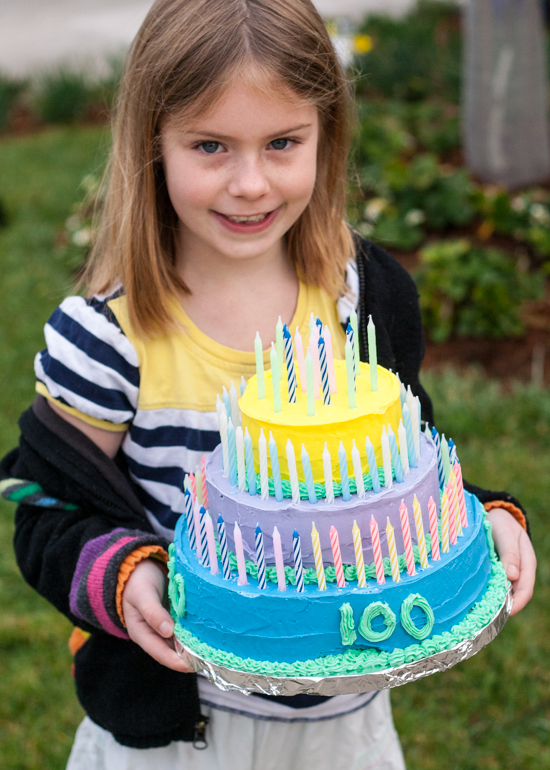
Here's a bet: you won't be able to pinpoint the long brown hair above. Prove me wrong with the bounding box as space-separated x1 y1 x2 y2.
83 0 354 336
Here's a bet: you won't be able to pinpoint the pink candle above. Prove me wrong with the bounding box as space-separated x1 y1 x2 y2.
309 331 321 399
370 515 385 584
428 496 440 561
295 328 307 392
205 512 219 575
193 498 202 559
446 481 457 545
189 472 197 502
454 461 468 528
233 522 248 586
272 527 287 591
400 500 416 576
330 526 345 587
450 472 462 537
201 456 208 509
323 325 337 394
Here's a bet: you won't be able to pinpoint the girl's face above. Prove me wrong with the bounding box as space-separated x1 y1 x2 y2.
160 77 319 268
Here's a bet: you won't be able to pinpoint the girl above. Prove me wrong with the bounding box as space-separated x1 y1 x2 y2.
2 1 535 768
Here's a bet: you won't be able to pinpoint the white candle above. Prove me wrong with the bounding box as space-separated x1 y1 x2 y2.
351 439 365 497
235 425 246 492
294 328 307 392
381 426 393 489
234 522 248 586
273 526 287 591
309 331 321 399
259 428 269 500
216 397 230 478
410 396 420 460
323 442 334 503
323 325 337 394
276 316 284 382
398 419 410 476
205 512 219 575
254 332 265 399
286 439 301 504
229 380 241 428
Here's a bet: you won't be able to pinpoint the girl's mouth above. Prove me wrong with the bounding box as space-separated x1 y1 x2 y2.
213 207 280 233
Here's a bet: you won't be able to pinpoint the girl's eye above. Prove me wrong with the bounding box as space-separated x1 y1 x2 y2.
199 141 222 154
269 138 292 150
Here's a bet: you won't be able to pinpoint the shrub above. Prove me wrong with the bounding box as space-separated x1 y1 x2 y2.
34 69 95 124
0 73 25 131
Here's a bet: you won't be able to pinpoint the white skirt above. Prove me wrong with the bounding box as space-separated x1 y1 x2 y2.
66 690 406 770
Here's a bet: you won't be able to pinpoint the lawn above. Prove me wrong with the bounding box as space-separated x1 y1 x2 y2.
0 126 548 769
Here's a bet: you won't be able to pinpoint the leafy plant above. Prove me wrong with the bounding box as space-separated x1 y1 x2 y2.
414 239 545 341
0 73 25 131
33 69 94 124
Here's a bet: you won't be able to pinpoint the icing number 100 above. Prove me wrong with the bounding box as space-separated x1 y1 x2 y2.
339 594 435 645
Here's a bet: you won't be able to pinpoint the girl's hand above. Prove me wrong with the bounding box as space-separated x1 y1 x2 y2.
122 558 194 672
486 508 536 616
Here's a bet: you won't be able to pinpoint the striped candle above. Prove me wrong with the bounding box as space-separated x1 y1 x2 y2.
398 419 410 476
276 316 284 382
338 442 351 502
259 428 269 500
368 315 378 392
283 324 297 404
428 497 440 561
351 439 365 498
316 316 323 333
295 328 307 392
386 518 401 582
330 525 345 587
311 523 326 590
350 308 360 374
234 522 248 586
205 512 219 575
440 490 450 553
345 339 356 409
309 331 321 399
244 427 257 497
270 344 282 413
413 494 429 568
217 401 230 478
254 332 266 399
449 470 462 537
293 529 305 592
441 434 451 486
235 426 246 493
323 325 337 394
216 515 232 579
301 445 317 504
432 427 445 489
323 443 334 503
255 524 267 590
229 380 241 428
403 403 417 469
286 440 301 505
346 323 356 379
365 436 381 493
193 498 202 560
399 500 416 576
388 426 404 483
449 438 458 466
381 426 393 489
195 469 203 506
446 480 457 545
184 489 196 550
269 432 283 503
200 457 208 509
226 418 238 488
189 472 197 502
199 507 209 568
318 336 331 406
454 461 468 528
370 515 385 584
352 520 367 587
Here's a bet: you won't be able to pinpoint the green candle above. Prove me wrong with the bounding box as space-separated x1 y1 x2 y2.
254 332 265 399
276 316 284 382
271 343 282 413
305 348 315 417
350 308 360 372
368 314 378 392
345 340 356 408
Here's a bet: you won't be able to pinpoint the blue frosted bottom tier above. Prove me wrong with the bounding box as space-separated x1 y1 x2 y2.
173 492 492 664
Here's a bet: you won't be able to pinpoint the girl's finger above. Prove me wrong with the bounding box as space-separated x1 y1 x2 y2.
509 532 537 617
126 610 193 672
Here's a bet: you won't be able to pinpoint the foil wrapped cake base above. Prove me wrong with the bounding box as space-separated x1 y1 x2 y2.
174 585 512 697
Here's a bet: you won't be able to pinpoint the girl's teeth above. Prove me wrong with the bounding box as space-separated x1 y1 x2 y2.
226 213 268 223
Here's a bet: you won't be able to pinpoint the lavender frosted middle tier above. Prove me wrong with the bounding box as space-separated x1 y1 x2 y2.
205 433 440 568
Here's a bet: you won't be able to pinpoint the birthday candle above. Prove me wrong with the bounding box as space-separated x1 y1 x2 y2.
200 456 208 509
309 312 315 337
338 442 351 502
270 344 282 413
440 490 450 553
235 426 246 493
255 524 267 590
407 390 420 461
370 515 385 584
323 325 337 394
414 396 422 458
189 472 197 502
399 500 416 576
311 523 326 590
352 520 367 587
454 461 468 528
365 436 381 493
388 425 404 483
428 496 440 561
449 438 458 466
226 417 238 488
346 323 356 379
381 426 393 489
351 439 365 498
217 400 230 478
193 498 202 560
295 328 307 392
293 529 305 592
330 525 345 587
368 315 378 392
259 428 269 500
222 386 231 423
184 489 196 550
398 419 410 476
323 443 334 503
205 512 219 575
345 339 356 409
240 376 246 397
403 403 417 469
425 422 431 441
230 380 241 428
272 527 287 591
276 316 284 382
309 331 321 399
199 507 209 568
305 348 316 417
316 316 323 333
301 445 317 503
195 468 203 506
286 440 301 505
216 515 232 579
446 480 457 545
386 518 401 582
283 324 297 404
400 379 407 409
233 522 248 586
441 434 451 486
318 336 331 406
350 308 360 374
449 470 462 537
413 494 429 568
432 427 445 489
244 427 257 496
269 432 283 502
254 332 266 399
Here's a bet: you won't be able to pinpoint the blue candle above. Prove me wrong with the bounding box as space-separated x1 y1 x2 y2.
244 427 257 496
240 375 247 397
283 325 297 404
268 431 284 502
338 441 351 501
293 529 304 592
403 403 417 469
184 489 196 549
216 515 232 580
226 416 238 487
449 438 458 465
365 436 381 493
199 507 209 568
318 336 331 406
255 524 267 589
301 445 317 503
270 343 282 413
222 385 231 420
431 427 445 489
346 322 356 379
387 425 404 483
305 348 315 416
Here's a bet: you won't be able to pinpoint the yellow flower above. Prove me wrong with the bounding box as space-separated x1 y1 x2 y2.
354 34 373 54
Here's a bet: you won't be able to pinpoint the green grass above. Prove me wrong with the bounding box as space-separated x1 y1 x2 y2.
0 127 549 768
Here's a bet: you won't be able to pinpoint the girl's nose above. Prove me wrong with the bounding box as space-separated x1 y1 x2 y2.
227 156 271 199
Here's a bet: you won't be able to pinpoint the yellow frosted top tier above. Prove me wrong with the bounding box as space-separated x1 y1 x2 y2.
240 360 403 483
